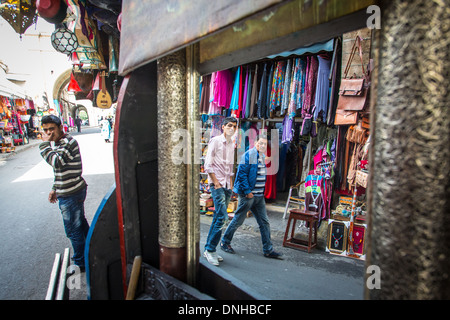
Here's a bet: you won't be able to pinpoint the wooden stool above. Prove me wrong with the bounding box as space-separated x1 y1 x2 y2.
283 209 319 253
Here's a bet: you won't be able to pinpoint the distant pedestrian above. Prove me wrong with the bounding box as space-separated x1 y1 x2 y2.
203 116 238 266
75 116 82 132
221 133 283 259
39 115 89 270
100 117 111 142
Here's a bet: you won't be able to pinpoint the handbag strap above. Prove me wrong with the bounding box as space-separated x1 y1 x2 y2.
343 36 367 80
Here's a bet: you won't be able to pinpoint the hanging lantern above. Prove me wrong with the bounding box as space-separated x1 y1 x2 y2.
36 0 67 24
0 0 38 35
51 26 78 55
67 72 82 92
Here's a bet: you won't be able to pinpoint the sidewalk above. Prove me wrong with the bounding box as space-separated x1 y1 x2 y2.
199 201 366 300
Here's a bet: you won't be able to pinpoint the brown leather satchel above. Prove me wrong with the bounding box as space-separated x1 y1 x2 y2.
338 78 369 111
335 36 370 125
335 108 358 125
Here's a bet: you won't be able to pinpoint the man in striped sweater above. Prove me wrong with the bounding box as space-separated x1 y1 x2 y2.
40 115 89 270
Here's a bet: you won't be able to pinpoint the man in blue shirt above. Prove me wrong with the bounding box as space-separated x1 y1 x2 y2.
221 134 282 259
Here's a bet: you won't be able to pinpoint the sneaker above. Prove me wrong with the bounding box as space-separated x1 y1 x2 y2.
217 255 224 262
264 250 283 259
220 242 235 254
203 250 219 266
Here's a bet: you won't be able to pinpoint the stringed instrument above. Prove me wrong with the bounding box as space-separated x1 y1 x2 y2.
96 71 112 109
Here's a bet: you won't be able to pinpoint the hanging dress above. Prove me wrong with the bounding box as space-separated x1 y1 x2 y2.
265 63 274 119
249 64 258 118
200 74 211 114
256 64 268 119
241 67 249 118
302 56 319 118
264 143 277 200
208 72 221 115
280 59 292 115
243 68 252 118
213 69 233 110
229 67 241 113
313 55 331 121
269 60 286 113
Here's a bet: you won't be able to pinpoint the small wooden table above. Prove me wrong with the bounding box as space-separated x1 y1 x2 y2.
283 209 319 253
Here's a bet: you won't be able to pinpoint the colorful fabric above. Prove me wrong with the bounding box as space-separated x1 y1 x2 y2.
302 56 319 117
269 60 286 112
280 59 292 115
229 67 241 111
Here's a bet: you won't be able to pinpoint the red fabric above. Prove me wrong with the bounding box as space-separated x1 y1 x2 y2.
264 145 277 199
68 73 82 92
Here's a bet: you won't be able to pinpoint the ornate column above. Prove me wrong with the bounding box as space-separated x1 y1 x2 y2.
366 0 450 299
157 49 188 281
157 47 201 283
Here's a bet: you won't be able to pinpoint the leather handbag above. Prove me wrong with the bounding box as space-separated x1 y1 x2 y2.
338 78 369 111
335 36 370 125
334 108 358 125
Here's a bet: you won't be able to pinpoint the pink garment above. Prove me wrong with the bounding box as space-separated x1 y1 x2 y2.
208 72 221 115
302 56 318 117
213 70 233 109
313 147 324 170
204 134 235 189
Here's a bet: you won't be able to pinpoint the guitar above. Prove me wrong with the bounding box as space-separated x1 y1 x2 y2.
96 71 112 109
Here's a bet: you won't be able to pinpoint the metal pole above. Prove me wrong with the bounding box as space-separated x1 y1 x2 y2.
185 44 200 287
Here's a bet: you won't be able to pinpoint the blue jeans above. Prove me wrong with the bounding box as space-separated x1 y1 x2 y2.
204 187 232 252
57 187 90 266
222 195 273 255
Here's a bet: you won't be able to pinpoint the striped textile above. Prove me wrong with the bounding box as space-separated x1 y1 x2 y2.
251 156 266 196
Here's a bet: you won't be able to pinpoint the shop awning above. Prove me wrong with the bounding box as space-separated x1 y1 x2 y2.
0 75 31 99
266 39 335 59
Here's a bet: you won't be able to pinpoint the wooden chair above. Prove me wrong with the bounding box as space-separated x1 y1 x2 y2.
283 209 319 253
282 180 305 219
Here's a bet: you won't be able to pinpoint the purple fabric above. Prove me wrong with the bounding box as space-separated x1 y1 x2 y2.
241 67 249 118
282 115 293 144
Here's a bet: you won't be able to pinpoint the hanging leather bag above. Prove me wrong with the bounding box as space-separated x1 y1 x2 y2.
335 36 370 125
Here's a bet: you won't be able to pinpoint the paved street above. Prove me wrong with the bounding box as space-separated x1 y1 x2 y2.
0 127 114 300
200 215 366 300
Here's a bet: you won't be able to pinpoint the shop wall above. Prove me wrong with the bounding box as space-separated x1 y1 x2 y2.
342 28 372 79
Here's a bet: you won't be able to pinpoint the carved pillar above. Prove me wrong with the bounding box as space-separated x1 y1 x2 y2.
157 50 188 281
366 0 450 299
